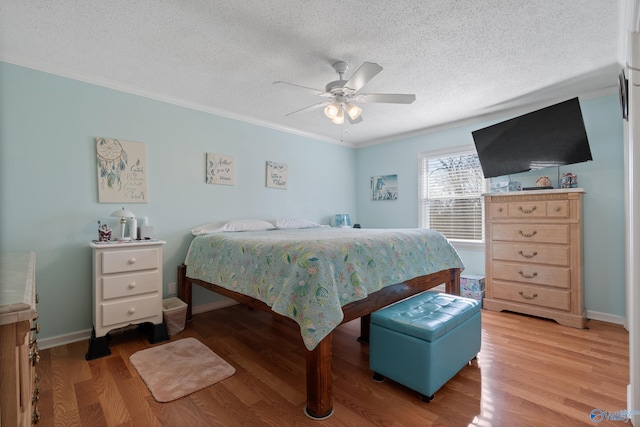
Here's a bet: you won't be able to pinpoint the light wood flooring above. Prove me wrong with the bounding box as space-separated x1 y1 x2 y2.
36 306 629 426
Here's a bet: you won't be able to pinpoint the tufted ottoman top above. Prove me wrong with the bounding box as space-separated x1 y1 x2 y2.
371 291 480 342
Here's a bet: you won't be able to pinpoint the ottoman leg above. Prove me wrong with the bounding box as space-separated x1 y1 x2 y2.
420 393 434 403
372 372 385 382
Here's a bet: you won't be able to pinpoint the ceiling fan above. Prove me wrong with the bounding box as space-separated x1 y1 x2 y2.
273 61 416 125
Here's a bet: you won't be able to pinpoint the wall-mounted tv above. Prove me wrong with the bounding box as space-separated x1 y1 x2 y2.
471 97 593 179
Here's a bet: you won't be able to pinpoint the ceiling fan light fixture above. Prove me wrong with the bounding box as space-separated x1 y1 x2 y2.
324 101 341 119
345 102 362 120
331 109 345 124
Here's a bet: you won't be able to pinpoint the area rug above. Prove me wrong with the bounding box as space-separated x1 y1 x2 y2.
130 337 235 402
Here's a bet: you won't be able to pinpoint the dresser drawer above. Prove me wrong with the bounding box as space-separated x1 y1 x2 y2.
101 271 160 300
492 261 570 289
491 223 569 244
101 248 160 274
488 200 570 220
101 294 160 327
491 281 570 311
492 242 570 266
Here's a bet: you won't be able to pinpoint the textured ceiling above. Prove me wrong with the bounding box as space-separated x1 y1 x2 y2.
0 1 624 146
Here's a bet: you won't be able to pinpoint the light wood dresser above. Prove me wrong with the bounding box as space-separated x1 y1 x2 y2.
483 189 586 328
0 252 40 426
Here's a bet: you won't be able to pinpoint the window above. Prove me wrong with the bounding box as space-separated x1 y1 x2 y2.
418 145 487 249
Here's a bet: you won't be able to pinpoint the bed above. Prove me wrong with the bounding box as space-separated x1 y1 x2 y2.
178 224 464 419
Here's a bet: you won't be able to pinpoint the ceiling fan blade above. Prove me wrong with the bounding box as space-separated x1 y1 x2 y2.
344 62 383 93
273 81 332 97
358 93 416 104
285 101 330 116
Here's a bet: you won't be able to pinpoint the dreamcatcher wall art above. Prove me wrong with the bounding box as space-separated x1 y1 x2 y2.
96 137 148 203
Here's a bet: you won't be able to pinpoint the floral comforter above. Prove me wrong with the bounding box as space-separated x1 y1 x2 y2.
185 227 464 350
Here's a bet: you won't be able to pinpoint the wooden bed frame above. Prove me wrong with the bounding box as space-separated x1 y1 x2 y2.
178 264 461 419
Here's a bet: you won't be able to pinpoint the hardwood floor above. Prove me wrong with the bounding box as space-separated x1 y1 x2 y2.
36 306 629 426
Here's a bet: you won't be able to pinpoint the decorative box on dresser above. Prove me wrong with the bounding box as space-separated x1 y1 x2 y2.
483 188 586 328
86 240 168 360
0 252 40 426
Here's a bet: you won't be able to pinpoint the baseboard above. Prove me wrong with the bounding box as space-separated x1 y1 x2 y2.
586 310 626 326
192 299 239 315
38 300 239 350
36 304 624 350
38 329 93 350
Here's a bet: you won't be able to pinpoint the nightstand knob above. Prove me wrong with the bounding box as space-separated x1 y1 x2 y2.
128 307 136 315
128 257 137 264
128 282 137 289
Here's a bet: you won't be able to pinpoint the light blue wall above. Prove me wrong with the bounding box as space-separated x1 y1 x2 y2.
0 62 357 340
356 95 626 317
0 61 626 343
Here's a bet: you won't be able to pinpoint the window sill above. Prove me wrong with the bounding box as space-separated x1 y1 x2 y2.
449 240 484 252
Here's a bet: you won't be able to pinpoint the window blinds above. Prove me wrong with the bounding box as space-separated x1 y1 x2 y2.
419 150 485 241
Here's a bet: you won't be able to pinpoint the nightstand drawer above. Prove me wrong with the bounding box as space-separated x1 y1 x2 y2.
101 294 160 327
491 281 570 311
492 242 570 266
492 224 569 244
101 271 160 300
101 248 160 274
492 261 570 289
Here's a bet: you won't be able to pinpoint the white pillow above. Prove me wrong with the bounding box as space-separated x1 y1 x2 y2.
191 219 275 235
271 218 325 229
220 219 275 232
190 222 226 235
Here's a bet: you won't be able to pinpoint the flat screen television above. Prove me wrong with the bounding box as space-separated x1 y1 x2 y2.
471 97 593 179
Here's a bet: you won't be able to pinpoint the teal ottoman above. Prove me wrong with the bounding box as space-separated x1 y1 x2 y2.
369 291 481 402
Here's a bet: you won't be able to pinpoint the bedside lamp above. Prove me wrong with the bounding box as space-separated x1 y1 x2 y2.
111 207 135 241
334 213 351 228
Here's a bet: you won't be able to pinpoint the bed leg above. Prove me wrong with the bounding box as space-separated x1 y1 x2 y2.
304 335 334 420
445 268 461 296
357 314 371 343
177 264 193 321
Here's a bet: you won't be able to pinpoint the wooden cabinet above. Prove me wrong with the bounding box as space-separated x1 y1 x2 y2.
483 189 586 328
0 252 40 426
86 241 168 360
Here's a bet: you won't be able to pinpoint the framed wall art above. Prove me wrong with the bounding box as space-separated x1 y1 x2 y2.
266 161 288 189
206 153 235 185
96 137 148 203
370 174 398 200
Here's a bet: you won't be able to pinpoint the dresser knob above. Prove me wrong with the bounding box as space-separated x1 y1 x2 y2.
31 349 40 366
497 207 503 212
128 257 137 264
518 291 538 300
128 307 136 315
518 250 538 259
518 270 538 279
128 282 137 289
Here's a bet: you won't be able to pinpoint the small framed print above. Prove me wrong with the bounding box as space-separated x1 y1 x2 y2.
370 174 398 200
206 153 235 185
266 161 287 189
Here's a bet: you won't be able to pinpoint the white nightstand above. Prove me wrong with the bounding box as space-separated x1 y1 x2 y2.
86 240 168 360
